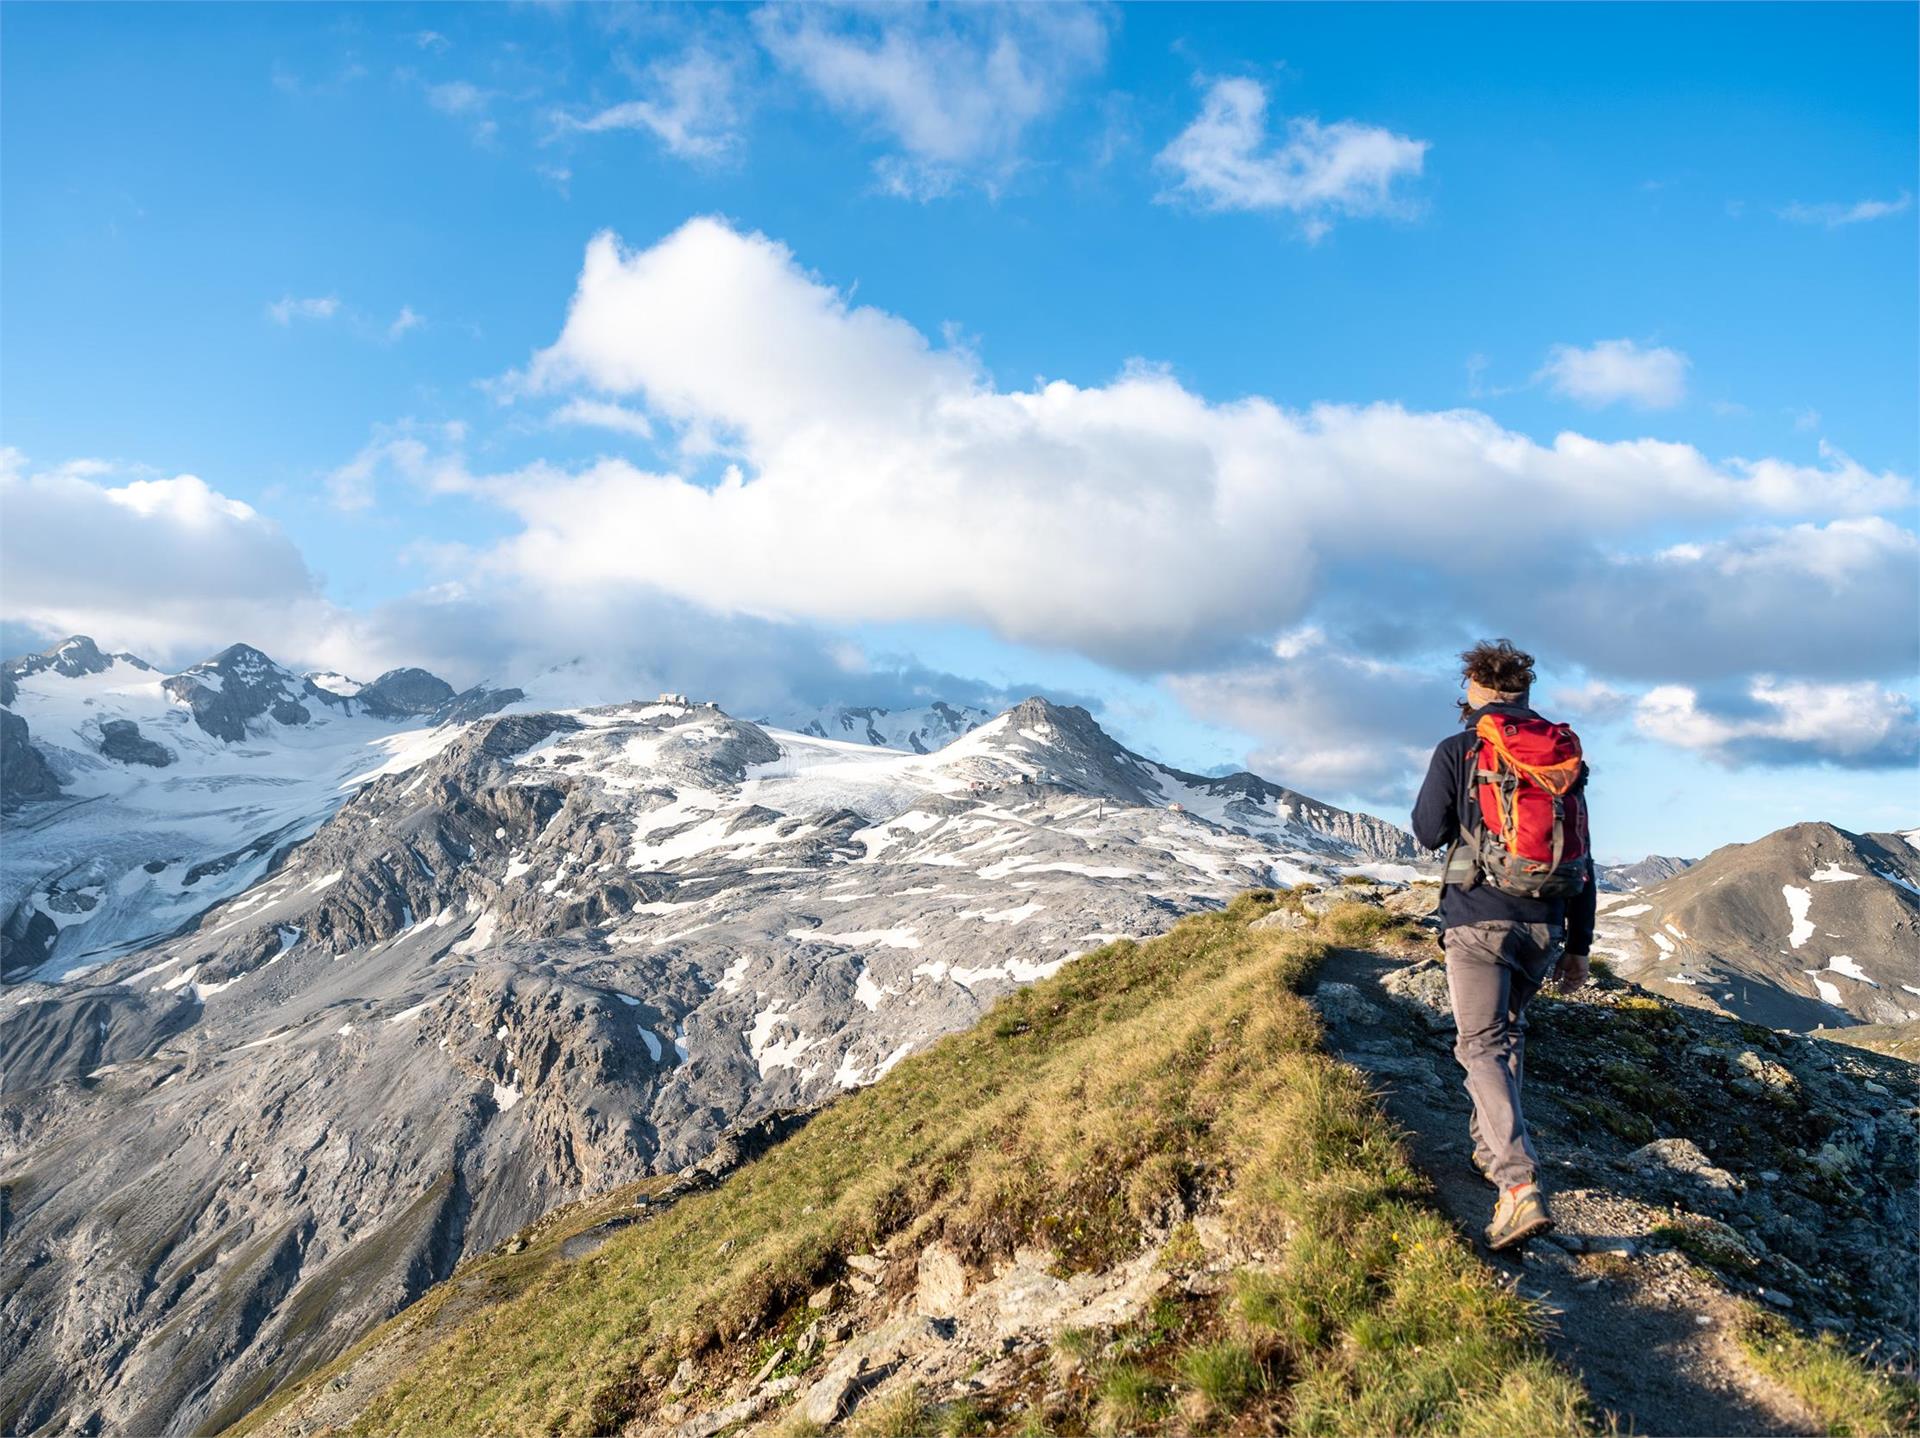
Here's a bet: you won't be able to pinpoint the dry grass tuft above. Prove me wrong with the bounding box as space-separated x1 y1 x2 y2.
1736 1307 1919 1437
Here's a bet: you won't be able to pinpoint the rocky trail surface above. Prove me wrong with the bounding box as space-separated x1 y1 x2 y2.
1308 942 1916 1437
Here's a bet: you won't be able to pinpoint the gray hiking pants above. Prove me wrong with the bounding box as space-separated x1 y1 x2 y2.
1443 920 1564 1189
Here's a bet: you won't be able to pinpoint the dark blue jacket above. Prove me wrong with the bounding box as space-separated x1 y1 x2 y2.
1410 701 1597 955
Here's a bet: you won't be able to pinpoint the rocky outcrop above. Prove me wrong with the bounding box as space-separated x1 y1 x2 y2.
433 682 527 724
0 901 60 981
2 635 153 687
96 719 173 768
0 708 62 809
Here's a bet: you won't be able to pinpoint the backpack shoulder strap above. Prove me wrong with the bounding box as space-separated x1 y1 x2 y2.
1443 730 1485 887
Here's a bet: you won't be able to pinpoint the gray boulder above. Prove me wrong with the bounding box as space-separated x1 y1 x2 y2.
1309 981 1385 1028
1250 907 1311 932
1 708 63 808
97 719 173 768
1625 1136 1738 1191
1383 885 1440 919
1379 961 1455 1031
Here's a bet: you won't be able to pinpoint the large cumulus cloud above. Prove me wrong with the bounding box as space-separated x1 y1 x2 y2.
498 218 1913 683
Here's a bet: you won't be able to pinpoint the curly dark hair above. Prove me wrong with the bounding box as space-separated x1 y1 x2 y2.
1458 639 1535 718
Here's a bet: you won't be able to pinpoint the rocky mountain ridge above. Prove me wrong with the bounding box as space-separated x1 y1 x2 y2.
0 636 1409 981
0 685 1420 1436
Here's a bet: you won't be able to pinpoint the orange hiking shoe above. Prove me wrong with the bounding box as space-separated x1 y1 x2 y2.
1487 1182 1553 1250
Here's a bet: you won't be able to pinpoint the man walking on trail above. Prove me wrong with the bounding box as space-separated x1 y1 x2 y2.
1412 639 1596 1251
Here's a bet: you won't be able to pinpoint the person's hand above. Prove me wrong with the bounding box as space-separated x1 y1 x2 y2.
1554 950 1591 993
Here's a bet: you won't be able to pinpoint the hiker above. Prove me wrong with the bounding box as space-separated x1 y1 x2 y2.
1411 639 1595 1251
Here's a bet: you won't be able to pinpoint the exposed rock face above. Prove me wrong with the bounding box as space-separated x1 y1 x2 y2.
161 644 313 742
431 682 526 724
345 666 456 718
1 708 62 809
0 695 1413 1436
96 719 174 768
775 699 1419 862
1593 821 1920 1029
304 667 473 721
1167 768 1419 863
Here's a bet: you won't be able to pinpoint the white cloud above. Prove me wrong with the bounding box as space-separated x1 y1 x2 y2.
1637 679 1919 769
323 424 473 512
1778 192 1912 228
496 219 1910 674
0 448 1022 720
1538 338 1689 409
1550 679 1635 724
1155 77 1427 237
558 48 740 161
755 3 1108 197
387 305 425 341
0 451 328 661
266 294 340 325
549 398 655 440
1522 517 1919 683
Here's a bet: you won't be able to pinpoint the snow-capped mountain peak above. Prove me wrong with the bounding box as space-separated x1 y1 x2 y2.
0 634 153 706
162 642 314 742
1593 820 1919 1027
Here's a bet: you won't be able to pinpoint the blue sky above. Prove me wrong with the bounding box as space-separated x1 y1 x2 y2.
3 2 1915 859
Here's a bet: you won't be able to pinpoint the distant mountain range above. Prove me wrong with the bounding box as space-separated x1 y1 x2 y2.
0 636 524 979
1597 853 1695 891
1594 821 1920 1029
0 636 1413 982
766 700 994 754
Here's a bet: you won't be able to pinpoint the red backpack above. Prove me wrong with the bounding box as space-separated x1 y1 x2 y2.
1445 714 1590 898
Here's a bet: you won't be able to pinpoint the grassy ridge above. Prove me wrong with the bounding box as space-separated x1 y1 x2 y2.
239 894 1589 1436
